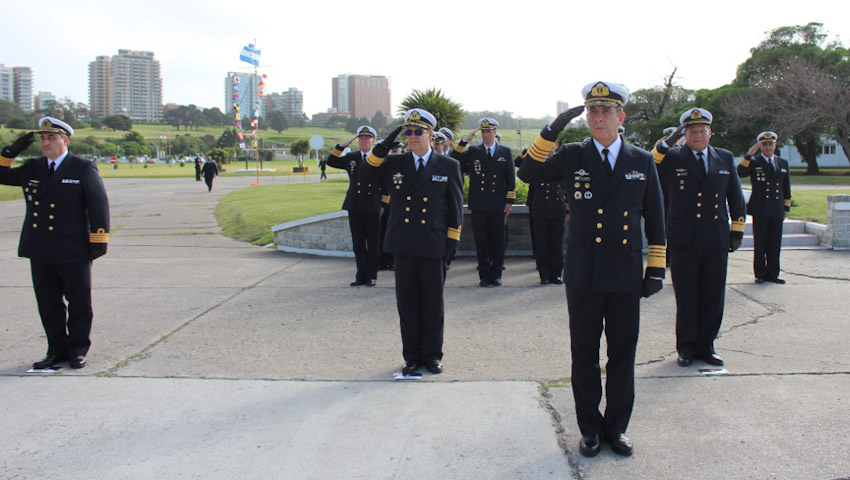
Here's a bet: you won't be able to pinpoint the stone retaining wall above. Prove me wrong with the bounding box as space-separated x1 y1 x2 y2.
825 194 850 250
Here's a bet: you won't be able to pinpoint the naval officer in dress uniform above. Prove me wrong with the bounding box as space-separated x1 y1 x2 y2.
359 109 464 375
738 131 792 284
652 108 746 368
452 118 515 286
0 117 110 370
327 125 387 287
518 81 667 458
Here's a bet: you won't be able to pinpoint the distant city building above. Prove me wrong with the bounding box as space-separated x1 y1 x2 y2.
311 111 348 126
556 101 570 115
224 72 265 119
34 91 57 111
88 50 163 122
332 74 390 119
265 87 303 121
0 64 14 105
13 66 33 112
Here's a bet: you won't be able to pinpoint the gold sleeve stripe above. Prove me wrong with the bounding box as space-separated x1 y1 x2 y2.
331 148 344 157
785 199 792 207
0 156 13 167
739 158 751 168
454 144 467 153
366 153 384 167
447 226 462 241
89 228 110 243
651 148 666 164
528 136 554 163
647 244 667 269
381 195 390 204
731 217 746 233
506 191 516 199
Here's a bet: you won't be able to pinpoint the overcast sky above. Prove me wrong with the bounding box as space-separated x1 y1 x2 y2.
4 0 848 120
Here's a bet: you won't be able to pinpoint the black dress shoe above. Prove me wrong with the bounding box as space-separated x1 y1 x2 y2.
549 277 563 285
350 279 366 286
402 361 420 375
425 359 443 374
479 279 490 287
677 354 692 367
365 279 376 287
69 356 87 369
540 278 550 285
766 277 786 284
605 433 633 456
755 277 765 284
33 353 67 369
699 353 724 366
490 278 502 287
579 433 601 457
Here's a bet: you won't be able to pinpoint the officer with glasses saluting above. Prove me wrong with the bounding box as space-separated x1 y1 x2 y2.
358 108 464 376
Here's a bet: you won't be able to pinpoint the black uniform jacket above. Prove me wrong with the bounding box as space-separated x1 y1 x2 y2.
519 136 666 293
0 152 110 263
451 143 515 212
327 148 386 214
653 145 746 250
359 151 463 259
737 154 792 218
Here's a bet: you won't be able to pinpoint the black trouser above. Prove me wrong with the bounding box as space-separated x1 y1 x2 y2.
379 206 393 269
567 287 640 437
204 175 214 191
348 211 381 282
30 260 93 358
532 216 565 281
394 254 445 362
752 215 783 280
669 247 728 357
471 210 505 282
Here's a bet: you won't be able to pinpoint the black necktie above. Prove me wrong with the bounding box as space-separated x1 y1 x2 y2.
697 151 706 175
48 161 55 177
362 153 366 163
602 149 612 176
487 147 492 160
417 158 424 174
766 157 774 174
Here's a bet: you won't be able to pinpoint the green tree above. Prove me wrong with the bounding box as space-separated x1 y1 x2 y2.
399 88 465 132
0 99 26 126
372 110 386 127
123 131 146 144
267 110 289 133
216 129 239 148
290 138 310 157
103 115 132 131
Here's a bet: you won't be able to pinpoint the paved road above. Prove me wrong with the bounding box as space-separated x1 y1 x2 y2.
2 176 849 479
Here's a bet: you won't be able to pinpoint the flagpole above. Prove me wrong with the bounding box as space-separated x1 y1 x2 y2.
254 58 260 187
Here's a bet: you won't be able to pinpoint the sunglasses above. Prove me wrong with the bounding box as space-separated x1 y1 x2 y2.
405 129 425 137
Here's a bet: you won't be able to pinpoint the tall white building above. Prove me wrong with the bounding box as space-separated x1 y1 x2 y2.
88 50 163 121
224 72 265 118
0 64 14 105
34 91 57 111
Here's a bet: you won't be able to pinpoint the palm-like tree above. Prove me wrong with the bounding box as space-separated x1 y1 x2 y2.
398 88 465 133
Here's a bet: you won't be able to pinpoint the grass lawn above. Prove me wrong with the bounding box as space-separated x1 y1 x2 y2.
788 168 850 185
215 179 348 245
0 185 21 201
787 189 850 224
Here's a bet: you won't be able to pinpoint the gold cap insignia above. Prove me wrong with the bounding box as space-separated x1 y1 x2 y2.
409 111 421 122
690 110 703 120
591 83 610 98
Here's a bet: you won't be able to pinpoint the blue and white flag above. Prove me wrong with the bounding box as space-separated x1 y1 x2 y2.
239 44 261 66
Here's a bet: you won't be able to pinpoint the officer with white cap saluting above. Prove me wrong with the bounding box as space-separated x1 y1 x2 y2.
652 107 746 368
326 125 387 287
518 80 667 458
738 131 792 284
358 108 463 376
0 116 110 370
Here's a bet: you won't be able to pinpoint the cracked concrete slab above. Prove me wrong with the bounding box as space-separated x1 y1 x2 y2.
2 176 849 479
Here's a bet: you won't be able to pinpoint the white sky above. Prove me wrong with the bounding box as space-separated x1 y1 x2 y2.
4 0 848 119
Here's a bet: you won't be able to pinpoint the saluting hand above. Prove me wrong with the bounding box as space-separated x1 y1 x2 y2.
549 106 585 133
663 125 685 147
372 126 403 158
464 127 481 143
340 135 358 149
1 131 34 159
746 142 761 157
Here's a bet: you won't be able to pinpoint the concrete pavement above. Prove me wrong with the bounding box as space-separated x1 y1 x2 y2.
2 175 849 479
